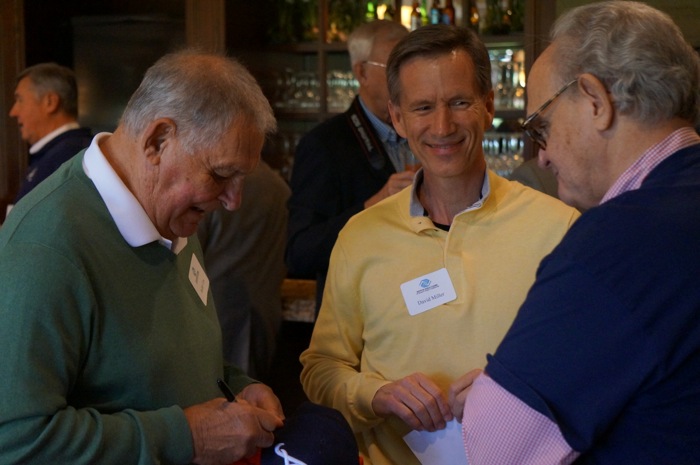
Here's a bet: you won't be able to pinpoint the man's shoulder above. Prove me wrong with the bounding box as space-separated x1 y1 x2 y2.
1 167 106 254
492 173 577 219
39 128 93 160
340 188 407 235
508 159 559 199
301 112 353 144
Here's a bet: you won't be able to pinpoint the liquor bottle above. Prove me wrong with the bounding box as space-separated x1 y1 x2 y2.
429 0 442 25
383 1 396 21
510 0 524 32
468 0 480 32
365 1 377 22
442 0 455 25
410 1 422 31
485 0 508 34
421 0 430 25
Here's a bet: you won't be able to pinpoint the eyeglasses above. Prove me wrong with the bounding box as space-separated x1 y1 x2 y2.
363 60 387 69
521 78 577 150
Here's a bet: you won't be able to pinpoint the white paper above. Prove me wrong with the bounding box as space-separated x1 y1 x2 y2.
404 419 468 465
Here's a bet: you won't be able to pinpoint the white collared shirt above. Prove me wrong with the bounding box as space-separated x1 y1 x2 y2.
82 132 181 252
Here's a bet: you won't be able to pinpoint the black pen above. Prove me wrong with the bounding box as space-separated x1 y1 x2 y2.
217 377 237 402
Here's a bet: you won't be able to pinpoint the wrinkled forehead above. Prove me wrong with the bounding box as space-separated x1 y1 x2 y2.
526 46 562 111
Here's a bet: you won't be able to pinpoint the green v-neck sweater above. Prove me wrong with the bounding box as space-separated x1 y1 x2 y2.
0 152 253 464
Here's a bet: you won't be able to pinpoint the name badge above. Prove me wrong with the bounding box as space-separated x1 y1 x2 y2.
189 254 209 305
400 268 457 316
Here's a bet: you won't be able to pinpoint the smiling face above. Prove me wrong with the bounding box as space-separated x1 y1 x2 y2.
144 116 264 240
388 49 494 182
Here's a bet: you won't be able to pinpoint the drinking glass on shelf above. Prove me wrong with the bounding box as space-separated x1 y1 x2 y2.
497 61 515 109
327 70 358 112
489 48 526 110
273 68 297 110
398 141 420 172
292 71 320 110
482 131 524 178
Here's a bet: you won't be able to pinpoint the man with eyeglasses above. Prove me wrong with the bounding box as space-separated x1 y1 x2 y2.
286 20 412 313
454 2 700 463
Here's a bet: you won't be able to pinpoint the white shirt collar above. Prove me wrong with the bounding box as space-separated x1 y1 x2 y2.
82 132 179 251
30 121 80 154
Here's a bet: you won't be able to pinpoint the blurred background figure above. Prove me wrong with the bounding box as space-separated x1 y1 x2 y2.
509 157 559 199
198 160 290 381
285 19 411 313
8 62 93 210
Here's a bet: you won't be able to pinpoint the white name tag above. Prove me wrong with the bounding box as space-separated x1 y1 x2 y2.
188 254 209 305
400 268 457 316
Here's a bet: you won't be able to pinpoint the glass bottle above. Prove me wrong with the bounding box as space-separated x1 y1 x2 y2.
468 0 480 32
429 0 442 25
410 1 422 31
365 1 377 22
442 0 455 25
485 0 506 34
510 0 524 32
421 0 430 25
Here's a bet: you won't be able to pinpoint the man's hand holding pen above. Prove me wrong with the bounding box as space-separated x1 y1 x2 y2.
184 379 284 465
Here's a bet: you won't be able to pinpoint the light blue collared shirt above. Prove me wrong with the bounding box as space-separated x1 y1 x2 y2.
358 97 405 171
409 170 491 220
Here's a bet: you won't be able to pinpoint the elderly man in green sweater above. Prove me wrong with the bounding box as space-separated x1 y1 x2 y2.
0 50 285 465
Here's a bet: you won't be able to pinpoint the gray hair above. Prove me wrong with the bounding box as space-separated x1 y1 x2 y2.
387 25 492 105
551 1 700 126
347 20 408 66
120 49 276 154
18 63 78 118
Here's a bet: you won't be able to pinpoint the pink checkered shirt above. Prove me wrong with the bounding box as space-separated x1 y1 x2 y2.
601 127 700 204
462 373 579 464
461 128 700 464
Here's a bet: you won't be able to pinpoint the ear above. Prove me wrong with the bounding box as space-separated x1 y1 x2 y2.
482 89 496 130
388 100 407 138
141 118 176 166
353 61 367 85
42 92 60 114
577 73 614 131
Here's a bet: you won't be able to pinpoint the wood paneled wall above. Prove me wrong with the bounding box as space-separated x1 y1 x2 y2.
0 0 26 220
0 0 222 223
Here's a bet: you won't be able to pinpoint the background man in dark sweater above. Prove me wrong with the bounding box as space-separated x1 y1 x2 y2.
8 62 92 209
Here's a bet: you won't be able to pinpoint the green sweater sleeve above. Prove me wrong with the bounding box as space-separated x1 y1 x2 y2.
224 364 257 393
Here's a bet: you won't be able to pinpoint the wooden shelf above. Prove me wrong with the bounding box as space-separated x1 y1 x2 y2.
269 41 348 54
481 32 525 48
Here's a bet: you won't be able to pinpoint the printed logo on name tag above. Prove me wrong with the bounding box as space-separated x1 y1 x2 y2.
400 268 457 316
